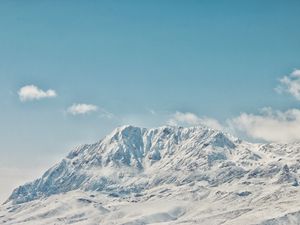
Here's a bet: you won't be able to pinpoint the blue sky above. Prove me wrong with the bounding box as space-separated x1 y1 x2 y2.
1 0 300 201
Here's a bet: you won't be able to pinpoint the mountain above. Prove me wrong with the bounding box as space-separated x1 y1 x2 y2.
1 125 300 225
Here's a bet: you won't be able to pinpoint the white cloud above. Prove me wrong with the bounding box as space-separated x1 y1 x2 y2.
67 103 98 115
276 69 300 100
167 111 223 130
166 109 300 143
18 85 57 102
228 108 300 143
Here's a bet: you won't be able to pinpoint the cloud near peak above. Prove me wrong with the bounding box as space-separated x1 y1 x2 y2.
228 108 300 143
276 69 300 100
167 111 224 130
18 85 57 102
167 109 300 143
67 103 98 115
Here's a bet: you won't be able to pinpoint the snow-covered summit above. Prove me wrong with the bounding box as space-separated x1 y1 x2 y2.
6 125 299 206
3 125 300 224
5 125 236 203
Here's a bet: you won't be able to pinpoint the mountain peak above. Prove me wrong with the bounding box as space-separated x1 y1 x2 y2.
6 125 241 204
8 125 296 207
106 125 144 140
4 125 300 225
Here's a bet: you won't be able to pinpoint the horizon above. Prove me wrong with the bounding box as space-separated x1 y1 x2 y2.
1 0 300 203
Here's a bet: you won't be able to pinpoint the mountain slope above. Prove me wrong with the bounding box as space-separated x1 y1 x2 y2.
2 125 300 225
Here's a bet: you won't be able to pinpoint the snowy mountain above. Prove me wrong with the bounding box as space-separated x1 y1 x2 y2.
2 125 300 224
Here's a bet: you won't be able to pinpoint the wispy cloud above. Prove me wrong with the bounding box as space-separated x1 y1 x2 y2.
167 111 223 130
18 85 57 102
67 103 98 115
98 108 114 119
276 69 300 100
228 107 300 143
